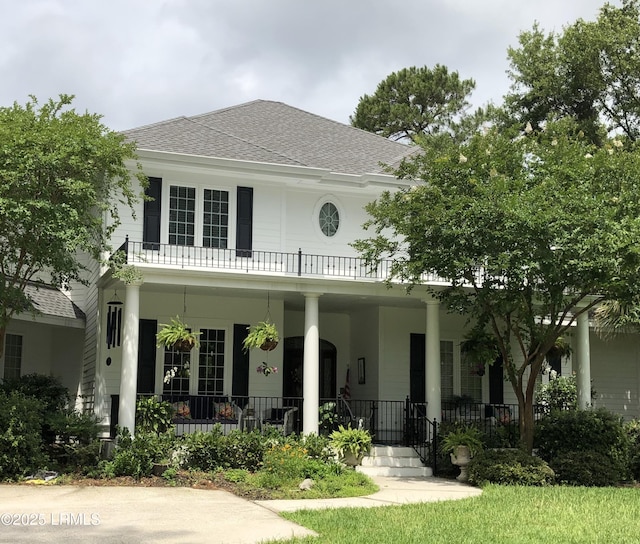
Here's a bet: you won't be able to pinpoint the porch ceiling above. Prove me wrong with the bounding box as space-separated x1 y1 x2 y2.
134 282 428 313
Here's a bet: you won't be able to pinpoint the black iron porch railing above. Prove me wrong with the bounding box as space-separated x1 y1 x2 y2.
117 238 462 284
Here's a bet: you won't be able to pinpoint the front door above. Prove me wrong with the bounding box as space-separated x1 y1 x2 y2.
283 337 337 399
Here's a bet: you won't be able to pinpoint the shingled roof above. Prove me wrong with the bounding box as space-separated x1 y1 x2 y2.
24 283 85 321
123 100 418 176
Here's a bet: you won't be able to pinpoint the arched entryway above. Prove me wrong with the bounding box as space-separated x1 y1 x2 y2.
282 336 337 399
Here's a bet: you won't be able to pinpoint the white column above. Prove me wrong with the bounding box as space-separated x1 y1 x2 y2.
118 281 142 436
576 311 592 409
425 298 441 422
302 293 321 435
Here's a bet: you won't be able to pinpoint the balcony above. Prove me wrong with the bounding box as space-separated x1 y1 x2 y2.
118 239 462 284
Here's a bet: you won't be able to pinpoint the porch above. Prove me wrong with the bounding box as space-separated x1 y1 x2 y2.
110 393 522 468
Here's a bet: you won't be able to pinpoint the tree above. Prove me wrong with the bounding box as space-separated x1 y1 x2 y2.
0 95 146 358
350 65 478 143
506 0 640 143
353 119 640 452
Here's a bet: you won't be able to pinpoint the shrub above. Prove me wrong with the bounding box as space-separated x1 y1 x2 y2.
135 396 174 434
100 429 176 479
625 419 640 481
551 450 622 486
181 427 226 471
468 448 555 487
0 391 46 479
47 409 101 472
535 408 630 482
535 374 577 414
224 430 266 471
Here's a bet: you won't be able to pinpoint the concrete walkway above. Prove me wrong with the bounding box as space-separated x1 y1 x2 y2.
0 476 481 544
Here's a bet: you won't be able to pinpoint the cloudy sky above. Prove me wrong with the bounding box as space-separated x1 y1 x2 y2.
0 0 615 132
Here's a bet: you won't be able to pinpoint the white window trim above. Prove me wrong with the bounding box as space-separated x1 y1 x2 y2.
312 195 345 240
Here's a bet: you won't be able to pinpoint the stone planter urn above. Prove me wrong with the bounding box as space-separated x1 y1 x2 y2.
450 445 472 482
342 451 364 466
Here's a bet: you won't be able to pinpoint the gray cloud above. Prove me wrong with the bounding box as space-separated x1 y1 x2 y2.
0 0 612 130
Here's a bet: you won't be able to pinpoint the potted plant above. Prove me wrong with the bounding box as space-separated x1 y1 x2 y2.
242 320 280 351
440 425 483 482
461 330 499 375
329 424 372 466
156 316 200 352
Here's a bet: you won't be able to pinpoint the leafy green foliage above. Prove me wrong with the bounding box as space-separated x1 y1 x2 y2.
329 425 372 458
535 408 630 483
135 396 175 434
440 425 484 457
0 95 146 357
242 320 279 351
505 1 640 143
535 375 578 413
625 419 640 481
156 316 200 350
468 448 555 487
0 391 46 479
355 118 640 452
551 450 624 487
350 65 477 143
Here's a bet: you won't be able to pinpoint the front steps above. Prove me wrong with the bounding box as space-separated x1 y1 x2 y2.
357 445 433 478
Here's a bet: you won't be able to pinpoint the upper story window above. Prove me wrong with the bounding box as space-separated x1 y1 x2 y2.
203 189 229 248
3 334 22 381
169 186 196 246
319 202 339 237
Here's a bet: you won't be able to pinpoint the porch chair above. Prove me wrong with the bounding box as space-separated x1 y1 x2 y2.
338 395 373 432
261 406 299 435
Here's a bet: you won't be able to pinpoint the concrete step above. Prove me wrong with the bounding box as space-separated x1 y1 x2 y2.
362 456 425 468
359 444 433 477
357 465 433 478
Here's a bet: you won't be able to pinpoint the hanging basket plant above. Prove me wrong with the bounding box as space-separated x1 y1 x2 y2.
156 316 201 352
546 336 572 360
461 330 499 375
243 320 280 352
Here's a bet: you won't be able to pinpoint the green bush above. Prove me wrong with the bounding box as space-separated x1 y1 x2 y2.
625 419 640 481
0 391 46 479
535 408 630 482
100 429 176 479
135 396 174 434
181 427 227 471
224 430 266 471
47 409 101 472
468 449 555 487
535 375 578 414
551 450 622 486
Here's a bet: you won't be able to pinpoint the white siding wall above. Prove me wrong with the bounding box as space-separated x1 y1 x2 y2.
350 307 379 400
589 334 640 420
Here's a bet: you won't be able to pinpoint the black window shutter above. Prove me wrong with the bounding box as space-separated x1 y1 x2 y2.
236 186 253 257
143 177 162 250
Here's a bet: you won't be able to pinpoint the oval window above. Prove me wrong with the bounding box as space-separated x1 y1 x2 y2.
319 202 339 237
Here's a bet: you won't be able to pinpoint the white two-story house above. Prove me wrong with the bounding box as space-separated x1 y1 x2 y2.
3 100 640 443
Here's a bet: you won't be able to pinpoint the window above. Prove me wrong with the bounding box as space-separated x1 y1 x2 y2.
168 186 196 246
198 329 225 395
460 351 483 402
319 202 339 237
203 189 229 248
163 347 190 395
440 340 454 402
3 334 22 380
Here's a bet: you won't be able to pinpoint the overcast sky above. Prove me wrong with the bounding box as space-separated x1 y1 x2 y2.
0 0 616 132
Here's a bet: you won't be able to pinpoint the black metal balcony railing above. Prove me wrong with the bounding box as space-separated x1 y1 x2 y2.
118 238 453 283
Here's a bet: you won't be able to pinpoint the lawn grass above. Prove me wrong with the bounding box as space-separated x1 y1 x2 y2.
270 485 640 544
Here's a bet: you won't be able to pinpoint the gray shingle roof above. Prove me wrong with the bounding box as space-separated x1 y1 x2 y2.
123 100 418 176
24 283 85 321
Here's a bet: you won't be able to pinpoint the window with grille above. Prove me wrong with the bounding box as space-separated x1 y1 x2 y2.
198 329 225 395
319 202 339 237
168 186 196 246
3 334 22 380
163 348 190 395
203 189 229 248
440 340 454 402
460 351 483 402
